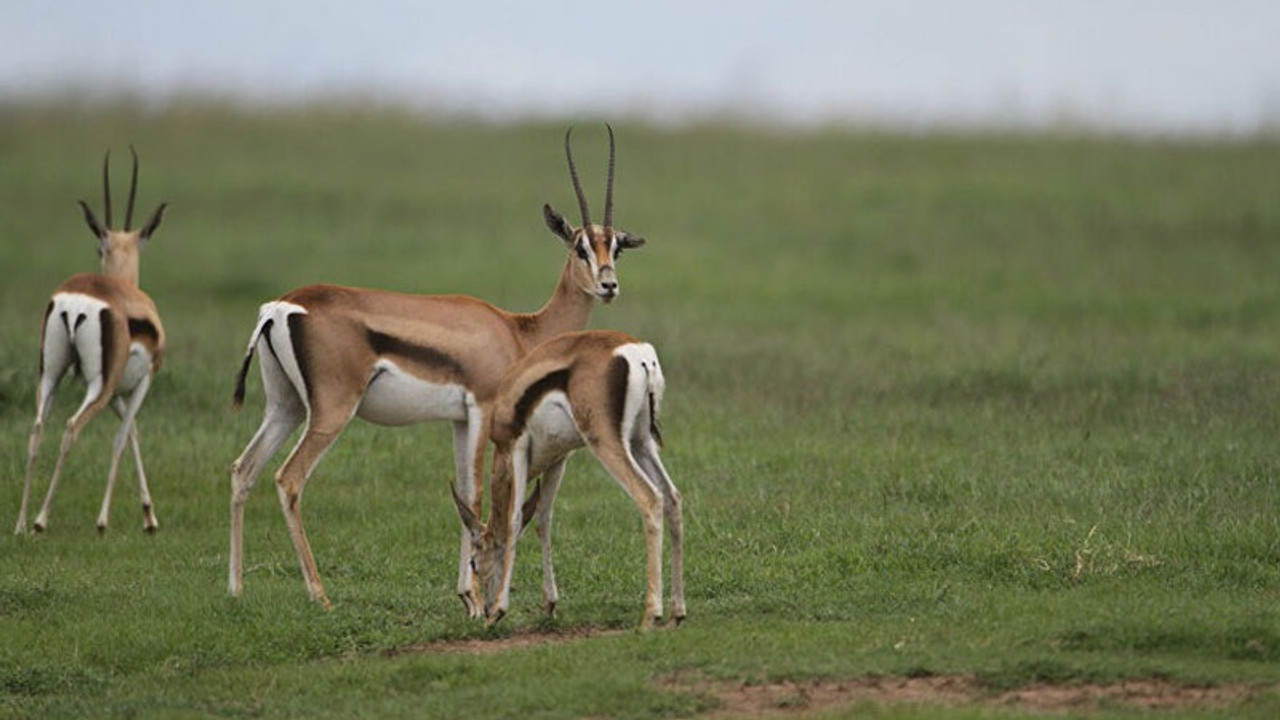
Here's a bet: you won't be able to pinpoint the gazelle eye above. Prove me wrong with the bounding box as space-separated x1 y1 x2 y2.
575 243 590 261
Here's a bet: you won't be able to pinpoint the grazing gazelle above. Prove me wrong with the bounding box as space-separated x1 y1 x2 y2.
454 330 684 629
229 126 647 611
16 147 169 535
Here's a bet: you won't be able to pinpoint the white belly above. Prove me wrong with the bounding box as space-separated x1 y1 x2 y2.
526 392 585 474
357 360 469 426
117 343 153 394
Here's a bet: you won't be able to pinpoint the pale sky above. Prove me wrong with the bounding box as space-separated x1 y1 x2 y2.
3 1 1278 133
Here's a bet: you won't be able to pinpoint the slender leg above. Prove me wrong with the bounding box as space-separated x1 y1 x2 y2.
18 318 72 535
275 424 347 609
33 377 113 533
97 375 152 533
451 400 485 617
587 437 665 629
18 368 68 535
636 440 685 623
229 405 303 596
486 442 530 626
531 458 568 616
124 416 159 532
230 338 308 597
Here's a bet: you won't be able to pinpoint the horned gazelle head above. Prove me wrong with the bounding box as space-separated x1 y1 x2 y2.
452 478 543 624
77 146 168 286
543 125 645 303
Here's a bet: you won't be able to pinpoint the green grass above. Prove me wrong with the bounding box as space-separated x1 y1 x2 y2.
2 102 1280 718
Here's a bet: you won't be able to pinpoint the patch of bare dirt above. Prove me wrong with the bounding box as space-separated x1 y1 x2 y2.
663 674 1269 717
390 629 1268 715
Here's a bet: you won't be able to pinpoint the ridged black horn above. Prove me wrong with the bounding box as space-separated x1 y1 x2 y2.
564 127 592 228
125 145 139 231
603 124 616 230
101 149 113 229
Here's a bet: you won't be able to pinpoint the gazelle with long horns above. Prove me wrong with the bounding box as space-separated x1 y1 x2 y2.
454 330 685 629
16 147 169 535
229 126 646 611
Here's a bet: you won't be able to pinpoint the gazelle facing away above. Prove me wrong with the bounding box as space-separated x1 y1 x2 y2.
454 330 684 630
16 147 169 535
229 126 646 611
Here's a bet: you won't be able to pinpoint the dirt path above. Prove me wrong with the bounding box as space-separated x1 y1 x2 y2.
397 626 1270 715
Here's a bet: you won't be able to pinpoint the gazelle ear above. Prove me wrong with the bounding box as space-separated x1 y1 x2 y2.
451 483 482 535
78 200 106 240
615 230 645 250
543 204 575 245
139 202 168 241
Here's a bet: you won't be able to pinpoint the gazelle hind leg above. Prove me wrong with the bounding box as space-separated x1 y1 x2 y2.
532 458 568 616
17 348 71 535
275 418 352 609
230 336 309 597
589 438 665 629
228 406 304 597
635 440 685 623
97 375 152 533
33 377 113 533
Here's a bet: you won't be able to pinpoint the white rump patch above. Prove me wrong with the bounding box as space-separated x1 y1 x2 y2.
612 342 664 443
47 292 111 383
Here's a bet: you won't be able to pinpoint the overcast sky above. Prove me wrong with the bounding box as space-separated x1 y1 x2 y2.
3 1 1278 133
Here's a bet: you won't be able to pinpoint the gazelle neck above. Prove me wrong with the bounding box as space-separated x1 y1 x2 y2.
101 250 141 286
522 255 596 346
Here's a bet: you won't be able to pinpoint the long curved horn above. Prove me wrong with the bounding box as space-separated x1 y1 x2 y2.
102 149 113 229
603 124 616 231
564 127 592 228
125 145 140 231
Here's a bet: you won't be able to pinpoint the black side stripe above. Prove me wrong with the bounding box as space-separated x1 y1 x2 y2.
511 368 571 439
128 317 159 344
367 329 468 383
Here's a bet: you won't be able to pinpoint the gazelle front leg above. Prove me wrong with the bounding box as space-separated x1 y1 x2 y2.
126 419 159 533
98 375 154 533
452 399 486 617
529 458 569 617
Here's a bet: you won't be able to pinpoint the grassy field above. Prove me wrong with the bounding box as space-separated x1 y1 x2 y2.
1 102 1279 718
